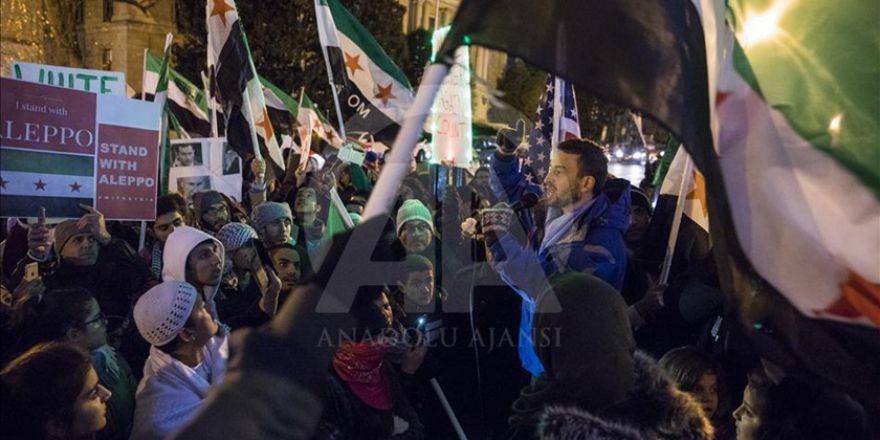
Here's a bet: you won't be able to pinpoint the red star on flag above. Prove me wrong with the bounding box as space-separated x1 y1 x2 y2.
256 109 274 141
0 176 7 189
70 181 82 192
374 83 396 106
344 52 364 76
34 179 47 190
210 0 235 26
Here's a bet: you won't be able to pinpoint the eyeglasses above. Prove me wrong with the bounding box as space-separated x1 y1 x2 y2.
204 205 229 217
83 311 108 328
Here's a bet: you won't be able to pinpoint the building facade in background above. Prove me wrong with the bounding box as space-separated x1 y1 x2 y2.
400 0 507 126
1 0 174 95
1 0 503 124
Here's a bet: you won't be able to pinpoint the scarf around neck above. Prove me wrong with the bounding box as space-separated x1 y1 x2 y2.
332 340 392 410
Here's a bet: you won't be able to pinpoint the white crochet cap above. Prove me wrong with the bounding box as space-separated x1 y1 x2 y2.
134 281 198 347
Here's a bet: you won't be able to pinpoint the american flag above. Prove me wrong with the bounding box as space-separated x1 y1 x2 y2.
524 75 581 184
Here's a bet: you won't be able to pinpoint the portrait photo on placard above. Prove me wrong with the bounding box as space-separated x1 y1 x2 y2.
177 175 211 202
222 143 241 175
172 142 204 167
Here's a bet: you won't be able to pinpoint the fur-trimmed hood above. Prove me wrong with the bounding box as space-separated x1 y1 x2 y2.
537 352 713 440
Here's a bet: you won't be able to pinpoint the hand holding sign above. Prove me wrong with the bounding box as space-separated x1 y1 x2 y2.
77 204 111 245
27 207 51 261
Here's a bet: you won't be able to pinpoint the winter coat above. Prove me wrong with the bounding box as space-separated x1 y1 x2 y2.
130 335 228 440
488 154 630 375
317 365 424 440
536 352 713 440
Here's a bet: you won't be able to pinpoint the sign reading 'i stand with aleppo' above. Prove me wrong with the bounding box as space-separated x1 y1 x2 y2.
0 78 161 220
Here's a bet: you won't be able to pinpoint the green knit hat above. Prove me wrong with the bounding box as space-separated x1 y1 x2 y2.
395 199 433 236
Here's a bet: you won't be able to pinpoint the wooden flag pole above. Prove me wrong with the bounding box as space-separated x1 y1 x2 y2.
658 152 693 286
363 63 449 220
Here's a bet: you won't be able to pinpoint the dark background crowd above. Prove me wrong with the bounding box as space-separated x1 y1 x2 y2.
0 130 874 440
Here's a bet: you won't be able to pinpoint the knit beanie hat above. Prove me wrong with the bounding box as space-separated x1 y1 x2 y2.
134 281 198 347
53 219 92 254
395 199 433 236
192 190 225 218
215 222 258 254
251 202 293 232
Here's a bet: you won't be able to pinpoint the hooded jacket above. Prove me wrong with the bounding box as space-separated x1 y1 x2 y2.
536 353 713 440
488 153 631 375
162 226 225 320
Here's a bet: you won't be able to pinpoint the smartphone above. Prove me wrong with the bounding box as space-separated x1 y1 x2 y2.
24 262 40 282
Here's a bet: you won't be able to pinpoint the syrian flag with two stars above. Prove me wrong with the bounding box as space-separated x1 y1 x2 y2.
207 0 285 174
314 0 413 143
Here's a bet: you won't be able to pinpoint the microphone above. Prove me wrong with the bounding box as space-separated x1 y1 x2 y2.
509 192 539 211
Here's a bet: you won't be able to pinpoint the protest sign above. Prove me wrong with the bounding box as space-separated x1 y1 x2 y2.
12 61 127 96
168 138 242 202
428 26 473 168
0 78 160 220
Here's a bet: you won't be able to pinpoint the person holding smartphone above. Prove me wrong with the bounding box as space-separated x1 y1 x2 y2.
385 254 455 437
213 223 281 328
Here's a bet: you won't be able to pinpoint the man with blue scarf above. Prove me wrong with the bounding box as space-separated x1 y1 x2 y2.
482 131 631 376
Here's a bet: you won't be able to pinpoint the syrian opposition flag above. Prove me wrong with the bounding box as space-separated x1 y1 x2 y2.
0 149 94 218
314 0 413 142
259 77 343 148
151 35 174 196
713 0 879 326
144 51 212 137
638 144 712 278
207 0 285 174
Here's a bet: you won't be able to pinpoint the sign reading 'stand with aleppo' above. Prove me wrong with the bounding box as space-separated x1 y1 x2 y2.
0 78 161 220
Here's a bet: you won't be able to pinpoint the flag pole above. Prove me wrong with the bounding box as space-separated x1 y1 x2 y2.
430 378 468 440
139 47 150 251
141 48 149 100
363 63 449 220
314 0 347 142
241 88 263 161
204 71 219 138
658 152 693 285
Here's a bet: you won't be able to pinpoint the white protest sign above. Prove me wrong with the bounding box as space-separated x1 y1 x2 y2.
168 137 243 202
11 61 126 96
428 26 473 168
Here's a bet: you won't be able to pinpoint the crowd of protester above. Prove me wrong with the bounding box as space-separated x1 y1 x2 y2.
0 131 872 440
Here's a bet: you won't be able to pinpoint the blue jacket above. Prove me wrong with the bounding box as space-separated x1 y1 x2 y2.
487 154 630 375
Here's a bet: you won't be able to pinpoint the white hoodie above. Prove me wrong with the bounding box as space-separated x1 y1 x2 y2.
162 226 225 320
